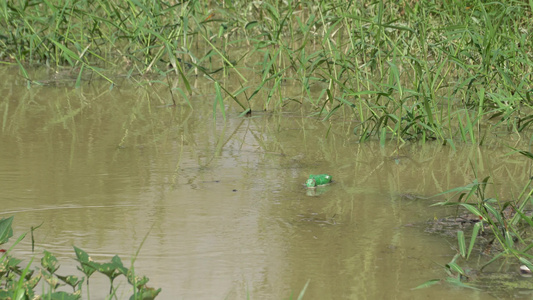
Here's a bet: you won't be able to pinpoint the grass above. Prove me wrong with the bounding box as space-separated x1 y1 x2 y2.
0 0 532 144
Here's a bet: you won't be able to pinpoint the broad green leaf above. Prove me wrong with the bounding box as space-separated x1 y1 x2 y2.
0 216 14 244
49 291 81 300
96 262 121 280
6 256 22 268
56 274 83 288
25 270 41 289
111 255 128 275
42 270 60 289
73 246 89 263
73 246 96 277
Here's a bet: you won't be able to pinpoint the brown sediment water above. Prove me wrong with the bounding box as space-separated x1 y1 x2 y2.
0 66 530 299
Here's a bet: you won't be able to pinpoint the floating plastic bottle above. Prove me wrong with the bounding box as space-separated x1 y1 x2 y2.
306 174 332 188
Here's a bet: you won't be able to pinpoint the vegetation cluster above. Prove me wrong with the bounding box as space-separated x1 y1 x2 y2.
0 216 160 300
417 162 533 293
1 0 532 145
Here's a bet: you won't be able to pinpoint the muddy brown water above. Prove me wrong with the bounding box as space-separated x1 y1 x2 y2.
0 66 531 299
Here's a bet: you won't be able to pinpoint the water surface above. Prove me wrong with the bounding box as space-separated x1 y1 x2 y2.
0 66 531 299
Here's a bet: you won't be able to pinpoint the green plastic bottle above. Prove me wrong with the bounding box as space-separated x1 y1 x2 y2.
306 174 332 187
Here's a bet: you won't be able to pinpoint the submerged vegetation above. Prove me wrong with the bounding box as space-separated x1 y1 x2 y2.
1 0 532 144
0 216 160 299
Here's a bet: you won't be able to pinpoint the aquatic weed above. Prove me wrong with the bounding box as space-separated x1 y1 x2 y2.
0 216 160 300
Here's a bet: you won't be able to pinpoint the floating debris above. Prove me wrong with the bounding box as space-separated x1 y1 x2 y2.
305 174 332 188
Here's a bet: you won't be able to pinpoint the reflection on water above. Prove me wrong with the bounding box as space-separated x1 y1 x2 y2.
0 66 530 299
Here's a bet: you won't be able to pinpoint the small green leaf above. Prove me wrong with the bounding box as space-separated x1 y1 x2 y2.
56 274 83 288
129 287 161 300
244 21 259 30
41 250 60 274
128 272 149 290
446 262 465 276
238 108 251 117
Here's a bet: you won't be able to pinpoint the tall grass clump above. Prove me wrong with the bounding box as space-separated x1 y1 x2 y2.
1 0 532 143
239 0 533 143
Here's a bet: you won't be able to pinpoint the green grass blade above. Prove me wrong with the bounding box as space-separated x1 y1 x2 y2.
505 231 514 248
445 277 480 290
412 279 441 290
467 222 481 260
457 231 466 258
460 203 483 219
214 82 226 121
480 250 507 271
297 279 310 300
200 33 246 82
519 257 533 276
483 203 502 224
